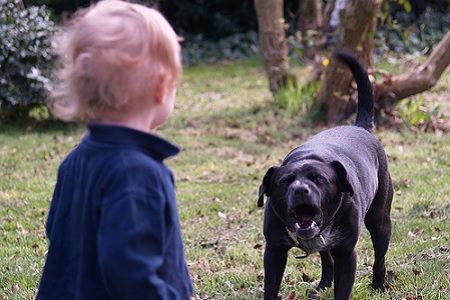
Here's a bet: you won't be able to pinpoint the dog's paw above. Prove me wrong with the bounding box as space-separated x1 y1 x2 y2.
306 288 318 299
371 282 387 292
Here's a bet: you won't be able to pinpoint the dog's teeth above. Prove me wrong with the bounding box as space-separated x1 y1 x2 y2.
294 223 301 231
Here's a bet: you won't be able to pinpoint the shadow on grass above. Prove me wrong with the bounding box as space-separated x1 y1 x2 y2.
0 116 82 137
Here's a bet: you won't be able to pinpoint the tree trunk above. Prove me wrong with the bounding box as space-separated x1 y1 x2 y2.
375 30 450 112
323 0 337 33
317 0 380 124
297 0 323 61
254 0 291 94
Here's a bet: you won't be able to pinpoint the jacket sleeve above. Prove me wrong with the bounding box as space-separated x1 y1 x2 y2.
96 177 177 299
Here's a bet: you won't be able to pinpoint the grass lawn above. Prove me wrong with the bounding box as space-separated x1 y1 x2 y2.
1 59 449 299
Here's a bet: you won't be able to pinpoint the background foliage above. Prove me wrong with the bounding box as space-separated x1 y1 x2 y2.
22 0 448 64
3 0 448 118
377 1 450 55
0 0 57 119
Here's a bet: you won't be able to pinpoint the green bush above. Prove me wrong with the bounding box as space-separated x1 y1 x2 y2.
377 3 449 55
0 0 57 119
274 81 323 122
182 31 259 66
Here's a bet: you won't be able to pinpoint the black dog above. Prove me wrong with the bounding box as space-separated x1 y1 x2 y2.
258 50 393 300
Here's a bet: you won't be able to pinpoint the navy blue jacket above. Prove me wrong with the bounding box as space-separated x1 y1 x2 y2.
37 124 193 299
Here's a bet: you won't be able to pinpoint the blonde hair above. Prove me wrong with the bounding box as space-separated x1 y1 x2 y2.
49 0 182 122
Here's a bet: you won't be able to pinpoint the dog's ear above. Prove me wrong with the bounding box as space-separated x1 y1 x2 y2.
258 166 278 207
331 161 355 196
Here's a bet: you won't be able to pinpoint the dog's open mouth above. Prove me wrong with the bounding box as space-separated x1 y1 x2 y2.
294 215 316 231
290 206 320 238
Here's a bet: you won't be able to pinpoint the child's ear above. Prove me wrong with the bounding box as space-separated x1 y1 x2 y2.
154 75 169 104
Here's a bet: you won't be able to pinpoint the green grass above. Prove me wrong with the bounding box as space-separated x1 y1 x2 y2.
1 59 449 299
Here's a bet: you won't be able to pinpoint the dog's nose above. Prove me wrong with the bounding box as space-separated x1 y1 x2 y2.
293 181 310 196
297 185 310 196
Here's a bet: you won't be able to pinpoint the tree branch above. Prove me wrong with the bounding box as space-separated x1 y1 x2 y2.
375 30 450 108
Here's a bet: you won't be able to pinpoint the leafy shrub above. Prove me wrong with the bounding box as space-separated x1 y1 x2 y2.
181 31 259 66
388 97 449 133
274 81 322 122
0 0 57 119
377 4 449 55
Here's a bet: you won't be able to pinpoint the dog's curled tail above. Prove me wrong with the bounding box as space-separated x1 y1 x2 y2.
334 49 374 133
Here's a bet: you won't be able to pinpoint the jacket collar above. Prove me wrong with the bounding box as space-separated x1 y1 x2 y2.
86 124 180 161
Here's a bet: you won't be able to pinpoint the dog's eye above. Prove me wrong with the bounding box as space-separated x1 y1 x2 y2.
280 174 295 185
309 174 325 183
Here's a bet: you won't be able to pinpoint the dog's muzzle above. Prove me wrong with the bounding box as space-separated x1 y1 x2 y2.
288 182 321 239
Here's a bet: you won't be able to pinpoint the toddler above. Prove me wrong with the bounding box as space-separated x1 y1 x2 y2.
37 1 193 299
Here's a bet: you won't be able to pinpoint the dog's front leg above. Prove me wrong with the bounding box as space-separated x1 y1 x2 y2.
307 250 335 299
332 249 357 300
263 245 288 300
318 250 334 289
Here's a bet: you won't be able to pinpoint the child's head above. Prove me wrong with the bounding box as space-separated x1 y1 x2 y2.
49 0 182 123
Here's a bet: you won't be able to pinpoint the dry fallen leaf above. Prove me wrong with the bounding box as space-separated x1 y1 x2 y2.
283 291 296 300
421 253 432 259
217 212 226 219
408 228 423 237
253 244 263 249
